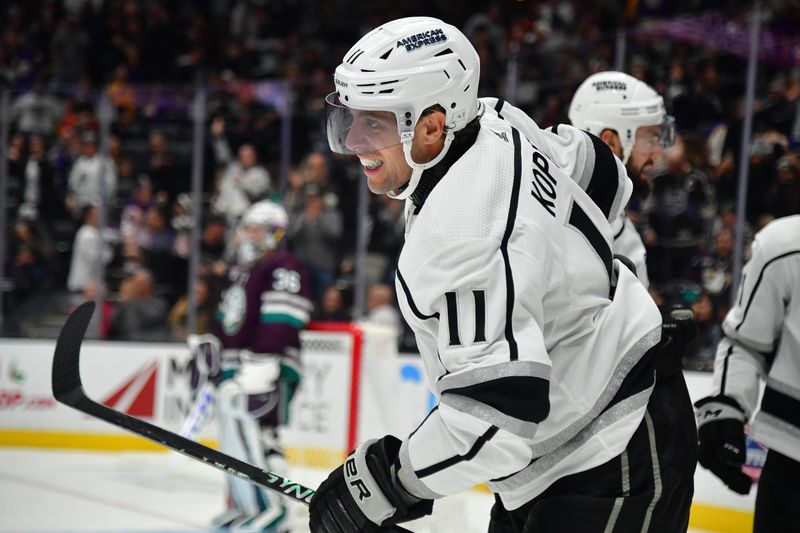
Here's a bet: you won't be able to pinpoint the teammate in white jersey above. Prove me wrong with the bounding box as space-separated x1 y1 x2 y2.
309 17 696 533
567 71 676 288
695 215 800 532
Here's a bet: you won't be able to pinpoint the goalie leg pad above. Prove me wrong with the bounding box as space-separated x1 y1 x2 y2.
217 373 289 528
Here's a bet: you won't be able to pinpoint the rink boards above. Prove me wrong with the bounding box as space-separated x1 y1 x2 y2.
0 338 757 532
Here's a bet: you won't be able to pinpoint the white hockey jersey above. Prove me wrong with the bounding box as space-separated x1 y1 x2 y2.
710 215 800 462
394 103 662 509
481 97 650 287
614 216 649 288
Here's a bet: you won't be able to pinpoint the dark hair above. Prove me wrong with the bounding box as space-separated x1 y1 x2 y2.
81 204 97 222
420 104 448 132
420 103 480 139
421 103 447 117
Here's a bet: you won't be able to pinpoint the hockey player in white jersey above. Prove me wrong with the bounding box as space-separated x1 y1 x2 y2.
694 215 800 532
310 17 696 532
567 71 676 288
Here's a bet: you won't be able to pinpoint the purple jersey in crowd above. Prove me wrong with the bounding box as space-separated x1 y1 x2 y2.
216 249 313 357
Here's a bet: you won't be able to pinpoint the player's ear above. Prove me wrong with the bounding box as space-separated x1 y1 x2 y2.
416 110 446 146
600 129 623 159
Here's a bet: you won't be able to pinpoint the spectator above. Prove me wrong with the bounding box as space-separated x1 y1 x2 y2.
81 280 114 340
210 117 272 226
49 16 88 86
144 130 183 205
171 193 194 260
222 82 281 157
137 205 179 293
6 132 27 181
363 283 402 341
682 288 722 371
168 276 220 340
120 175 156 237
9 217 54 307
67 205 113 294
697 226 736 316
66 131 118 220
106 65 137 124
314 285 351 322
287 183 343 302
18 134 66 227
764 154 800 218
744 130 787 222
57 87 97 139
49 128 84 194
109 134 136 196
110 267 169 341
280 167 306 223
199 214 229 276
9 79 63 136
301 151 340 209
366 195 405 287
647 136 715 285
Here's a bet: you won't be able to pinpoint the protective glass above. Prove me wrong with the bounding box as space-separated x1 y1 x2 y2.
633 115 677 153
325 93 402 154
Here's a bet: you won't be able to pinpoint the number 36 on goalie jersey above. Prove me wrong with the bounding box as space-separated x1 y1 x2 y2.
216 250 313 356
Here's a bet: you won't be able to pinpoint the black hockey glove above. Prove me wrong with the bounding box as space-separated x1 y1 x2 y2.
309 435 434 533
655 307 698 378
694 395 752 495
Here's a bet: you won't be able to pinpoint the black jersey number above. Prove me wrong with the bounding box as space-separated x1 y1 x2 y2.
445 290 487 346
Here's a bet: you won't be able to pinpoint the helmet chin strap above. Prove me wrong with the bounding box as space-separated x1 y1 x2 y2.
387 131 455 200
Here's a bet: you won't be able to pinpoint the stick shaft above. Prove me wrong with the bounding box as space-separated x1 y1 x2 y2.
51 302 413 532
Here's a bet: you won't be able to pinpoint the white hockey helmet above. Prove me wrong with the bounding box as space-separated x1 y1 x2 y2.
326 16 480 199
568 71 675 164
237 200 289 263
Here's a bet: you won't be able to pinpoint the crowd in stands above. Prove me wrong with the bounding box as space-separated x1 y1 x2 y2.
2 0 799 368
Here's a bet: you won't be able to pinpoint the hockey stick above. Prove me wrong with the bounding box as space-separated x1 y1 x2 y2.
51 301 413 533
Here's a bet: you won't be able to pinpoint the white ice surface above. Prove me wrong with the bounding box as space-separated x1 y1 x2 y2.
0 449 714 533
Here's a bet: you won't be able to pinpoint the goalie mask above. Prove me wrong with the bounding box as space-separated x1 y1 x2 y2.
568 71 675 164
237 201 289 264
326 16 480 199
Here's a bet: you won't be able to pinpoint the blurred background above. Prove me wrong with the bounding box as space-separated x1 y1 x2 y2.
0 0 798 373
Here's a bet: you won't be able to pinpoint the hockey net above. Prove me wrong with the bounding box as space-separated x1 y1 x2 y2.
282 321 408 470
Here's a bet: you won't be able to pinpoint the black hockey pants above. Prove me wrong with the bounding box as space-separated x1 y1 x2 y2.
753 449 800 533
488 370 698 533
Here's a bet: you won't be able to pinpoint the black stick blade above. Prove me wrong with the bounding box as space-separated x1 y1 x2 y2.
52 301 95 404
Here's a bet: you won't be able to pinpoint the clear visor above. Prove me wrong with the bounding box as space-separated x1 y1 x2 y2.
325 92 403 155
632 115 677 153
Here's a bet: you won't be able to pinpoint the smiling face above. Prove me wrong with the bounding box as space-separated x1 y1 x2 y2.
343 110 409 194
357 142 414 195
344 109 446 195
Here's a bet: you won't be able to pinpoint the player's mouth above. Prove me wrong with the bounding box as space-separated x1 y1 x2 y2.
359 157 384 175
639 160 655 179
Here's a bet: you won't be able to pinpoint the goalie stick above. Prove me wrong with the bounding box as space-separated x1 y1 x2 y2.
51 301 413 533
